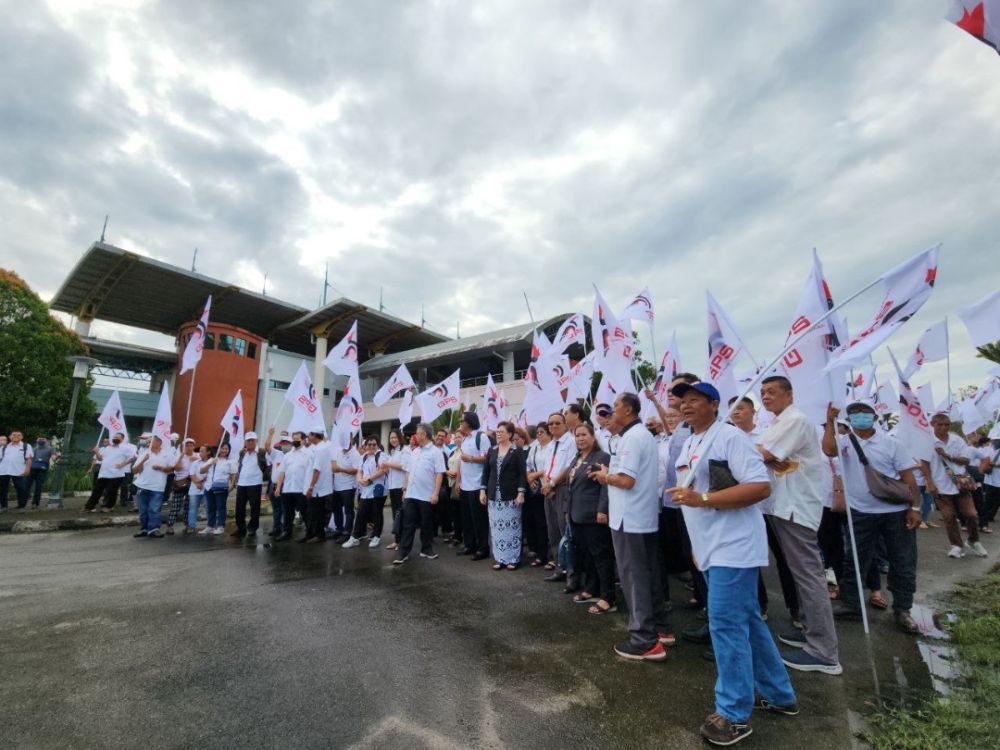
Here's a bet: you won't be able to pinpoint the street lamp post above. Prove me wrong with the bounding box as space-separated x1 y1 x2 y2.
47 356 98 509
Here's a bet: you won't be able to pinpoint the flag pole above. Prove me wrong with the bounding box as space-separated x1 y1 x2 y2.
945 317 953 409
182 367 198 440
93 426 106 449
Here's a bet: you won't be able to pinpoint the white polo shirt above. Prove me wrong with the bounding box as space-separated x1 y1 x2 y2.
333 447 360 491
927 433 973 495
459 431 490 492
387 447 407 490
676 422 770 571
188 459 205 496
545 434 576 484
358 451 389 499
134 447 175 492
837 430 917 514
984 445 1000 489
594 424 612 454
0 442 32 476
278 448 312 494
307 441 334 496
607 420 660 534
405 443 446 502
97 443 133 480
236 448 264 487
759 404 826 531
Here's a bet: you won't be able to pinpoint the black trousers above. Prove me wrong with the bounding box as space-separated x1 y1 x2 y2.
981 484 1000 528
398 498 435 558
85 477 122 510
389 488 404 540
0 474 27 509
523 491 548 562
817 507 845 581
281 492 304 534
573 521 616 604
460 488 489 554
353 495 387 538
657 507 691 601
758 515 801 617
306 493 331 539
26 468 48 506
331 489 356 534
235 484 262 533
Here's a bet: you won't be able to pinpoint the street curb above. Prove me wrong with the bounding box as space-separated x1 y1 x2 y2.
0 515 140 534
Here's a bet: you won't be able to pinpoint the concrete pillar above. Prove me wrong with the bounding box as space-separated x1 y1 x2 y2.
313 336 328 400
502 352 515 383
379 421 390 448
74 317 92 337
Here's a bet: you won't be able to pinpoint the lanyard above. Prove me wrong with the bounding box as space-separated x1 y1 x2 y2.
547 438 560 478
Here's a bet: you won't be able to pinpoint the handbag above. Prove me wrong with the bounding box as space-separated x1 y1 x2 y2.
846 433 913 505
708 459 739 492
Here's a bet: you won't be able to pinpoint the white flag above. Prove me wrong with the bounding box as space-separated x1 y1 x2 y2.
872 382 898 416
619 287 655 324
592 286 618 364
959 397 988 433
481 373 504 431
947 1 1000 52
566 351 597 402
97 390 129 440
957 288 1000 348
916 383 936 416
372 363 415 407
552 313 586 352
706 291 745 407
219 390 245 454
522 333 565 424
847 366 876 401
180 295 211 375
824 246 939 371
331 375 364 449
153 382 172 446
285 363 325 435
397 388 414 427
651 331 682 407
639 391 658 421
896 376 936 463
902 320 949 379
552 355 573 392
594 373 618 407
416 369 461 423
323 321 360 379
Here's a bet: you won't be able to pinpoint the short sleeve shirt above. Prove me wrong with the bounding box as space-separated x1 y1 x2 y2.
545 435 576 484
134 448 174 492
607 421 660 534
459 431 490 491
308 441 334 496
0 442 32 476
333 448 361 491
236 449 264 487
927 433 973 495
837 430 917 514
676 422 770 571
759 405 826 531
278 448 311 493
406 444 446 502
358 451 389 499
97 444 132 479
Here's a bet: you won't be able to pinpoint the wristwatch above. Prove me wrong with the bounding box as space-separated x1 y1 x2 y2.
909 506 920 512
701 492 710 505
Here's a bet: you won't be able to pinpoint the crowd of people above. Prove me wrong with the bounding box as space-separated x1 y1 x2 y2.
2 371 998 746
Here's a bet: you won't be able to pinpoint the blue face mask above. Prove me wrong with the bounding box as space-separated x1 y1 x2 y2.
848 412 876 430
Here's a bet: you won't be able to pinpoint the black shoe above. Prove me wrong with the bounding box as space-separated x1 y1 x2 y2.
147 530 164 538
133 531 148 538
544 571 567 583
894 610 920 634
700 713 752 746
231 531 246 538
471 551 489 561
267 529 281 537
682 624 711 644
831 602 862 621
456 548 472 556
276 532 292 541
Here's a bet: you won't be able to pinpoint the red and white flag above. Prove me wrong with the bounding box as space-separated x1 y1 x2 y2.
619 287 655 324
219 390 245 454
153 382 172 446
97 390 129 441
592 286 617 364
902 319 949 380
872 382 898 417
847 365 876 401
895 377 936 463
323 321 360 379
481 373 505 431
180 295 211 375
372 363 415 407
416 369 462 423
956 288 1000 347
552 313 586 352
566 351 597 402
523 332 565 423
948 1 1000 52
332 375 364 449
397 388 414 427
285 362 325 435
552 355 573 391
595 373 618 407
824 246 939 372
706 291 745 407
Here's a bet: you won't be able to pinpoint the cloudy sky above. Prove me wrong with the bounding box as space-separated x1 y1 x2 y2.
4 0 999 398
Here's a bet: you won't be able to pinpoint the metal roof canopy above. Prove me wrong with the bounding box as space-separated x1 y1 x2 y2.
82 336 176 374
51 243 449 357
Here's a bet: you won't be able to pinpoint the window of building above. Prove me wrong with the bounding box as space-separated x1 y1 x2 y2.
234 338 247 357
269 380 291 390
323 388 330 396
218 334 234 352
247 342 257 360
203 332 215 350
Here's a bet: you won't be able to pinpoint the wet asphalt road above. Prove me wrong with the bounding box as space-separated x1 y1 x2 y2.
1 521 994 750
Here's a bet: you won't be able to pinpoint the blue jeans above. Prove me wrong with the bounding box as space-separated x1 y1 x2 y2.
205 489 228 528
705 566 796 724
136 489 164 532
919 486 934 523
187 494 205 527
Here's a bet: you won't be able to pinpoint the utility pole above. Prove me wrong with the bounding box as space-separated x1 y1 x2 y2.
379 287 385 312
262 273 268 296
100 214 109 242
322 263 329 305
191 247 198 273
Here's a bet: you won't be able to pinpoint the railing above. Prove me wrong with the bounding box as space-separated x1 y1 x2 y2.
457 369 527 389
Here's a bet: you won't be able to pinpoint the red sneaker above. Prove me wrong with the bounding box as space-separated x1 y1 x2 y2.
614 640 667 661
658 632 677 647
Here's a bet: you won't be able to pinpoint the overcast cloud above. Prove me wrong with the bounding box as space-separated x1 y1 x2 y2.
2 0 999 396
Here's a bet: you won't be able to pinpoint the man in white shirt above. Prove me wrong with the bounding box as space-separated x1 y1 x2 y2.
457 412 491 560
273 432 312 541
84 432 132 513
265 427 287 536
329 441 361 543
394 423 445 564
541 412 577 582
343 435 389 548
303 431 334 543
132 436 176 538
823 401 921 634
756 376 841 676
980 437 1000 534
591 393 671 663
921 413 986 558
0 431 33 512
233 432 268 538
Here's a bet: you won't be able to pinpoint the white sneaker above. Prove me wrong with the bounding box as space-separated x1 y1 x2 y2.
969 542 989 557
213 527 224 535
948 545 964 559
199 527 214 536
369 536 381 548
342 537 360 548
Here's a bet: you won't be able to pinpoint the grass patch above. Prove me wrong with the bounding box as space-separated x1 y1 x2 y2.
864 564 1000 750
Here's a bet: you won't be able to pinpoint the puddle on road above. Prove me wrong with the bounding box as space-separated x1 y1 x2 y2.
908 603 961 696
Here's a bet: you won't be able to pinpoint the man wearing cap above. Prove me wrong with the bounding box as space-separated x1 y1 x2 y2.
233 431 269 538
592 404 613 453
591 392 672 663
165 438 197 534
667 381 795 747
823 401 922 634
457 411 491 560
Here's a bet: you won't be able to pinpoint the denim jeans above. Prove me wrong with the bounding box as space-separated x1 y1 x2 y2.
919 486 934 523
187 494 205 527
704 566 796 724
839 509 917 613
136 489 164 532
205 489 228 528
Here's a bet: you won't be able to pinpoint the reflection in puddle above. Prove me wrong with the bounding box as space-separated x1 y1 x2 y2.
909 603 960 696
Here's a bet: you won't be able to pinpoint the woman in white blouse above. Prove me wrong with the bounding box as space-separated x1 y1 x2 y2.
199 443 235 536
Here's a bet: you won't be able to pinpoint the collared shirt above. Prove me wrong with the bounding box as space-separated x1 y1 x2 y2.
0 442 32 476
134 447 176 492
333 447 360 491
927 433 973 495
545 434 576 484
405 444 446 502
308 441 334 496
984 445 1000 489
278 448 312 493
594 424 612 454
174 452 196 482
759 404 826 531
96 443 133 479
236 448 264 487
459 430 490 491
664 422 692 501
837 430 916 514
358 451 389 499
607 420 660 534
188 459 205 496
203 456 236 489
676 422 770 570
387 447 407 489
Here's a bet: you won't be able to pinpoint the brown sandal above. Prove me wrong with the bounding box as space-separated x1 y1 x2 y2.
868 591 888 610
588 600 617 615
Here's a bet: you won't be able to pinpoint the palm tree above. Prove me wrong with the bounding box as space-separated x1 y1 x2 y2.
976 341 1000 365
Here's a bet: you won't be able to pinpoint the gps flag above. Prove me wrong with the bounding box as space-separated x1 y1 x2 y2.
416 369 462 422
651 331 681 407
152 382 172 446
180 295 211 375
619 287 655 324
948 1 1000 52
372 363 415 407
482 373 504 431
706 291 746 407
219 390 245 455
902 320 949 380
286 362 325 435
553 313 586 352
323 321 360 379
97 390 129 441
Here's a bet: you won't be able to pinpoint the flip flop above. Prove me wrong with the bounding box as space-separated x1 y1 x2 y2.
588 601 617 615
573 593 595 604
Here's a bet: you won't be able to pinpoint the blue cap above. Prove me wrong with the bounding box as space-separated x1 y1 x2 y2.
670 382 721 402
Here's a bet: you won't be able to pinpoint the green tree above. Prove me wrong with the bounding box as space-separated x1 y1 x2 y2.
976 341 1000 365
0 269 95 440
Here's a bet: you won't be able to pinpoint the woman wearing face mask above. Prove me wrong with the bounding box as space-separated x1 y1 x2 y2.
199 444 234 536
479 421 528 570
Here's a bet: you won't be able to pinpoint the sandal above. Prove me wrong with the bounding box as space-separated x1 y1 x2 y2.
543 562 556 571
588 600 617 615
573 592 595 604
386 542 399 551
869 592 888 610
530 559 544 567
506 563 519 571
492 563 503 571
